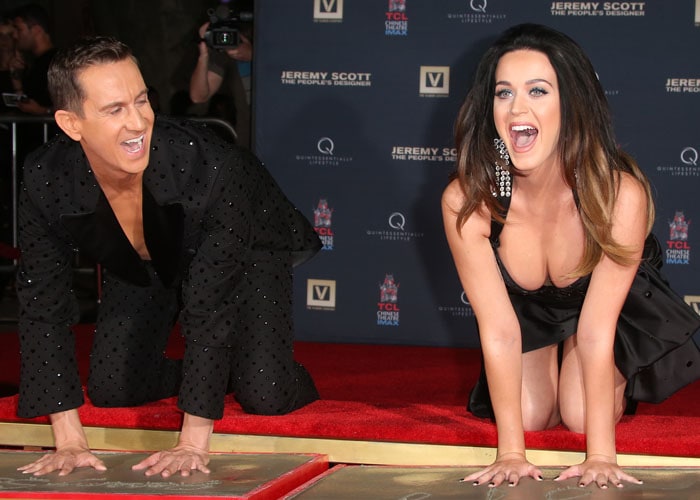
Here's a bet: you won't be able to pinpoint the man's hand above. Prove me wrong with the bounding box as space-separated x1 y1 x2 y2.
17 446 107 476
19 408 104 476
16 97 49 116
197 22 211 57
132 412 214 477
224 33 252 62
132 444 210 478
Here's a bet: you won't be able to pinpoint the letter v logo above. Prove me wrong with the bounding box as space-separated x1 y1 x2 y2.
313 285 329 300
684 295 700 315
307 279 337 309
314 0 343 20
427 72 443 87
321 0 337 12
419 66 450 95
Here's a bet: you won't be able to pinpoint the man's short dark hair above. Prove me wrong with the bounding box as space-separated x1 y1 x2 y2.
12 3 50 34
48 36 137 115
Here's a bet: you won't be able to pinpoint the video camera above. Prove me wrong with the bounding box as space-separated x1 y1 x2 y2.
203 3 253 50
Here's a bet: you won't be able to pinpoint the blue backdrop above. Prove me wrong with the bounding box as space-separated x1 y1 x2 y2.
253 0 700 348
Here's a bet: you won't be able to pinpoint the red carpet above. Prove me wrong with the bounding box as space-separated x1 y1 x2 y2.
1 325 698 457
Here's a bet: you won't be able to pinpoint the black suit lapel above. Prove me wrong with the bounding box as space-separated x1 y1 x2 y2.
59 143 184 288
143 186 184 287
60 192 151 286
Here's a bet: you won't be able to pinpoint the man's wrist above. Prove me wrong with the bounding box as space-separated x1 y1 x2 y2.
179 413 214 451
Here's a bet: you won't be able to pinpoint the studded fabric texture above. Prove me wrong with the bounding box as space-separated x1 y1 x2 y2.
16 116 321 419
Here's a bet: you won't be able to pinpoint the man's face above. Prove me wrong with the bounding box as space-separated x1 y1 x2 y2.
69 59 154 180
12 18 33 52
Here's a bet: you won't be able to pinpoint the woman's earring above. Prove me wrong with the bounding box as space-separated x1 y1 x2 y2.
493 138 511 197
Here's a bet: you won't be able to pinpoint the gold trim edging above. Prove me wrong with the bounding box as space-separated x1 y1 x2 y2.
1 422 698 467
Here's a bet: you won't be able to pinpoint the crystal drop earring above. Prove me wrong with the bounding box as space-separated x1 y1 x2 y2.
493 138 511 197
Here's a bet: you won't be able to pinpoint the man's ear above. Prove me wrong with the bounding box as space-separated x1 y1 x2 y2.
54 110 82 141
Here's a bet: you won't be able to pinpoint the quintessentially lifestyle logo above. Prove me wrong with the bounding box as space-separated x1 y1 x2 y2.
385 0 408 36
550 2 646 17
307 279 337 310
666 211 691 265
318 137 334 155
681 147 699 166
665 77 700 93
656 146 699 177
295 137 354 167
438 291 476 318
377 274 400 326
446 1 507 24
314 0 343 22
313 198 334 250
366 212 424 242
419 66 450 97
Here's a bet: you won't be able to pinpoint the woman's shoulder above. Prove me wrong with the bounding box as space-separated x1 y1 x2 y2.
615 171 648 212
441 177 491 235
441 178 465 210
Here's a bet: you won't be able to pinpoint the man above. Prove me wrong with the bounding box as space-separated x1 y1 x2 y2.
11 3 55 115
15 36 320 477
189 1 253 148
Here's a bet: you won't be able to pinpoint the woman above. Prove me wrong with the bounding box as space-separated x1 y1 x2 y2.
442 23 700 489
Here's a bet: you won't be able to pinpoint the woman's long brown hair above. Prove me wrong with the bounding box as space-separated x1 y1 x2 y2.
452 23 654 276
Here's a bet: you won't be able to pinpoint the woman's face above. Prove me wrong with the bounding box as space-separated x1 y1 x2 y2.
492 49 561 173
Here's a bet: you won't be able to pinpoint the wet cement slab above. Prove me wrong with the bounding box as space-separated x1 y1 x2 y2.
0 450 327 499
285 464 700 499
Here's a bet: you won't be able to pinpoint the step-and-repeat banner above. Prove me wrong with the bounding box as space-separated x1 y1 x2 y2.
254 0 700 347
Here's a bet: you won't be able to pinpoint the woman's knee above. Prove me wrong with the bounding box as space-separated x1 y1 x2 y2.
522 394 560 431
520 345 560 430
559 400 585 433
558 349 628 433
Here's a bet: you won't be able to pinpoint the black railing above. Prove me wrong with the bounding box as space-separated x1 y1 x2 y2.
0 114 54 251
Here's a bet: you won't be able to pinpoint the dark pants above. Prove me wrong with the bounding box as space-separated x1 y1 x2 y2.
88 257 318 417
87 263 181 407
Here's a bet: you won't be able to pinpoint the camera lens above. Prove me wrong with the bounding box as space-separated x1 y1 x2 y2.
216 33 232 44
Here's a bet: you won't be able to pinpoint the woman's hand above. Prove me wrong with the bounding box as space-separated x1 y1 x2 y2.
555 454 643 488
462 452 543 487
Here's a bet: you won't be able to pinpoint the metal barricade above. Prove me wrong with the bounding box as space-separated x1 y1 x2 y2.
0 114 53 254
189 116 238 143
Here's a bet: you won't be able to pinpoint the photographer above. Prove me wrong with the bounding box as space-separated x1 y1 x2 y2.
189 1 253 148
10 3 55 116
